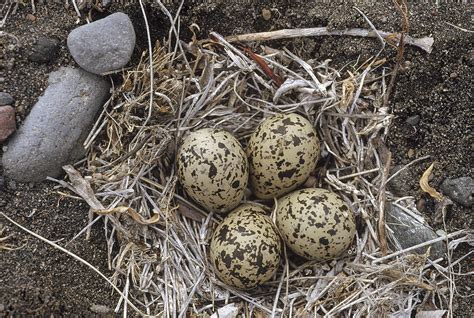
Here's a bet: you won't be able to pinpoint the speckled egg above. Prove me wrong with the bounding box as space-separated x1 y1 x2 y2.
247 113 320 199
177 128 248 213
275 188 356 261
210 204 282 289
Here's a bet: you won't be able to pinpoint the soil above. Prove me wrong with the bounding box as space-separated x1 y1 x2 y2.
1 1 472 316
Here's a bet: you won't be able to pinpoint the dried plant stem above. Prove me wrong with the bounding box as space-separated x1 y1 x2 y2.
225 27 433 53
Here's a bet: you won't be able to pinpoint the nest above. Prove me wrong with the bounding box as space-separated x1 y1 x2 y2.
55 19 472 318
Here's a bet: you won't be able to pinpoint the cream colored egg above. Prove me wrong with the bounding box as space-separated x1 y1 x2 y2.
247 113 320 199
177 128 248 213
210 204 281 289
275 188 356 260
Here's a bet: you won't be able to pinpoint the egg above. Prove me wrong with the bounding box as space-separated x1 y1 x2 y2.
210 204 281 289
177 128 248 213
275 188 356 261
246 113 320 199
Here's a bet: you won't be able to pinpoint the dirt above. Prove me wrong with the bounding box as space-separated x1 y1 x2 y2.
1 1 472 316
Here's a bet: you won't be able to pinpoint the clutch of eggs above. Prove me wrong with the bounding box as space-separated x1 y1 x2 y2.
177 128 249 213
246 113 320 199
275 188 356 261
210 203 281 289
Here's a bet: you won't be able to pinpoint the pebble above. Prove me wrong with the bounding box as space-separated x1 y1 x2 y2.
28 36 60 63
26 14 36 22
90 304 112 314
262 8 272 21
0 106 16 143
67 12 136 75
2 67 110 182
440 177 473 207
387 165 413 197
405 114 420 126
0 92 14 106
385 203 445 260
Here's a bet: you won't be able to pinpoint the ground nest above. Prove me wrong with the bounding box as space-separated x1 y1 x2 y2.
24 7 471 317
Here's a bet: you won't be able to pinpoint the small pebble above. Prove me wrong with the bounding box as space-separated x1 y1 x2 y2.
8 180 17 191
28 36 60 64
416 198 426 212
0 106 16 143
90 304 112 314
407 148 415 159
0 92 14 106
406 114 420 126
26 14 36 22
387 165 413 197
262 8 272 21
440 177 473 207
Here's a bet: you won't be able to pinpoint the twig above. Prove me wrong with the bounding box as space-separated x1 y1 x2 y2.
225 27 433 53
372 230 467 264
445 22 474 33
383 0 410 108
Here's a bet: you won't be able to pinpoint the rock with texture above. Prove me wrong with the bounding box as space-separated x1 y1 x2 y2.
28 36 60 63
67 12 135 75
2 67 110 182
0 92 14 106
441 177 473 207
385 203 445 260
387 165 413 197
0 106 16 143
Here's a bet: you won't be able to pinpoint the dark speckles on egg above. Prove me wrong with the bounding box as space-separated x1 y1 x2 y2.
246 113 320 199
275 188 356 261
209 204 282 289
177 129 249 213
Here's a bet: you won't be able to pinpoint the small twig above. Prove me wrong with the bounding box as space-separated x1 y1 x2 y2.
225 27 433 53
445 22 474 33
383 0 410 108
372 230 467 264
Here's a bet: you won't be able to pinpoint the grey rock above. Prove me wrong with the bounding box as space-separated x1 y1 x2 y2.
28 36 60 63
0 92 14 106
385 202 445 260
0 106 16 143
387 165 413 197
67 12 136 75
2 67 110 182
405 114 420 126
441 177 473 207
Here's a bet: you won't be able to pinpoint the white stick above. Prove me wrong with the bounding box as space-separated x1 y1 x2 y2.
225 27 434 53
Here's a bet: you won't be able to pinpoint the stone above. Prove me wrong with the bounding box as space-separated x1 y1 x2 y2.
67 12 136 75
387 165 413 197
441 177 473 207
90 304 112 314
0 92 14 106
262 8 272 21
28 36 60 63
385 203 445 260
405 114 420 126
0 106 16 143
2 67 110 182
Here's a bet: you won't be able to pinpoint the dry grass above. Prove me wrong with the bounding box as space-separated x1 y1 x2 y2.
54 19 473 317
